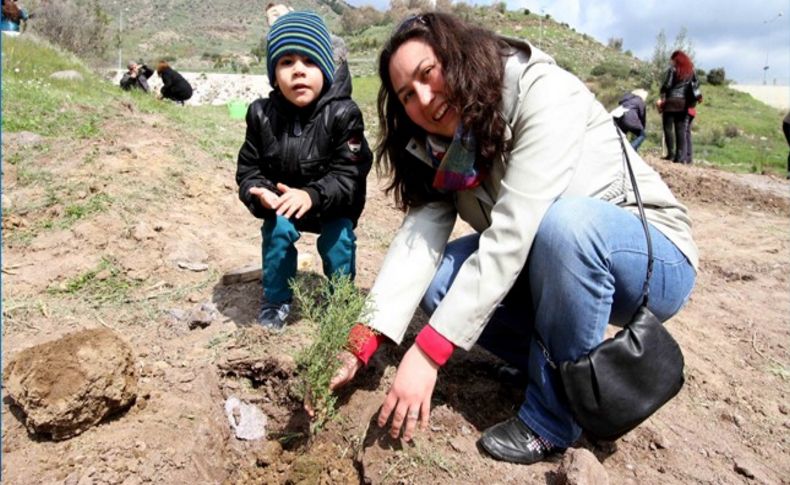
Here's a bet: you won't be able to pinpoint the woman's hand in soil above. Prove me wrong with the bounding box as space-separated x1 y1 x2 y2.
378 344 437 441
274 183 312 219
304 350 361 418
329 350 363 390
249 186 279 210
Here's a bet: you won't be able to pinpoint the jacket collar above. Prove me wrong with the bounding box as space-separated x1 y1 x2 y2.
407 36 556 167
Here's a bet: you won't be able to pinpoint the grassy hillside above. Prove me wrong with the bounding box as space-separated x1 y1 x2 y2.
343 8 788 173
6 3 788 176
100 0 348 71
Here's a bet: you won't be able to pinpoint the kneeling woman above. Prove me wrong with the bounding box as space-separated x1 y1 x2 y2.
156 60 193 104
328 12 697 465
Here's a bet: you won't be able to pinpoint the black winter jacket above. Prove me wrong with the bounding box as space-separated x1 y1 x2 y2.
660 67 700 113
159 66 193 102
235 62 373 233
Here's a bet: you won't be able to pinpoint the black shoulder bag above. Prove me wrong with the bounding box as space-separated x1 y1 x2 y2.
536 122 685 441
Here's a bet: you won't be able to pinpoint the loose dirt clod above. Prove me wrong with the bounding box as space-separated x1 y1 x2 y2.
4 327 138 440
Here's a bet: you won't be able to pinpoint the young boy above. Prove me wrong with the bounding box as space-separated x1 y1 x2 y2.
236 11 372 330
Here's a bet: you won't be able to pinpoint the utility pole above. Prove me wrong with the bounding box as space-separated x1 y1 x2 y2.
762 12 783 85
117 9 123 71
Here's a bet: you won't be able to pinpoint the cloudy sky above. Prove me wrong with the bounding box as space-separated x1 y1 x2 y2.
346 0 789 85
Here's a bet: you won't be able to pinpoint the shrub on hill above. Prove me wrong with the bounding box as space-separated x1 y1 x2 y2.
707 67 727 86
29 0 110 59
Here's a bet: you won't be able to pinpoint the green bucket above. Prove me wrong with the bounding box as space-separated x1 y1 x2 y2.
227 100 247 120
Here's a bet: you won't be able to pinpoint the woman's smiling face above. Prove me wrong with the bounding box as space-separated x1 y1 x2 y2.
388 39 459 138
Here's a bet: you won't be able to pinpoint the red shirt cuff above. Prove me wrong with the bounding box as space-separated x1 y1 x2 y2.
415 324 455 366
347 323 385 366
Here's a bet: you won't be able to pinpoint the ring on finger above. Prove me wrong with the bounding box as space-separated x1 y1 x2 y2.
407 410 419 420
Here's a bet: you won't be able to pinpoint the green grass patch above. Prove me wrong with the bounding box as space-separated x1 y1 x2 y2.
1 36 118 138
689 86 786 173
48 256 140 306
62 193 112 225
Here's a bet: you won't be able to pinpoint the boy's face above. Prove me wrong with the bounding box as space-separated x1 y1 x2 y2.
275 53 324 108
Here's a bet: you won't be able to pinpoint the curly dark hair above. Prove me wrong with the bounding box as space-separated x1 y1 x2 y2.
376 12 512 210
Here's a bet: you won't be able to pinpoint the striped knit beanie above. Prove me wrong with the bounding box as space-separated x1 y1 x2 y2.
266 11 335 88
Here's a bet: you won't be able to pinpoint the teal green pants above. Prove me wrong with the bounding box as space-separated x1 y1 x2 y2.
261 216 356 303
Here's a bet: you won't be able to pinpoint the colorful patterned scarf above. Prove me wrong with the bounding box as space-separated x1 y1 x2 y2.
426 126 486 192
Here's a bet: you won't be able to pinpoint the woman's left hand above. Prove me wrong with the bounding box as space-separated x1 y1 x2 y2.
378 343 438 441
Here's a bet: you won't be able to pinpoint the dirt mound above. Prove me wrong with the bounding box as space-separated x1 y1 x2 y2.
4 327 137 440
652 159 790 216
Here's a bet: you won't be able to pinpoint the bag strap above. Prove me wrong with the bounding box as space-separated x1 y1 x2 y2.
534 121 654 369
614 118 653 306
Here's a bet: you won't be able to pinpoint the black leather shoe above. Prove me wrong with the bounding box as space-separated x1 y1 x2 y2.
478 417 564 465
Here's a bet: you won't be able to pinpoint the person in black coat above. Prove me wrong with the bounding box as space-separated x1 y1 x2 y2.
783 111 790 179
155 60 193 103
658 50 701 164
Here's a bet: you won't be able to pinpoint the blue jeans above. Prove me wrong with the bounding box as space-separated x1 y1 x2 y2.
261 216 356 303
420 198 696 447
631 131 646 151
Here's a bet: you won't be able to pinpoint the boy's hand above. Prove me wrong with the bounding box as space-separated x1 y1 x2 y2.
249 186 280 210
274 183 312 219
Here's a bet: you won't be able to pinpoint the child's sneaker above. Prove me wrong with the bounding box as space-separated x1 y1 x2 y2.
257 300 291 330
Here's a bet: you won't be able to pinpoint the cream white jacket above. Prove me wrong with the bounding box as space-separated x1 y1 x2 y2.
362 39 698 351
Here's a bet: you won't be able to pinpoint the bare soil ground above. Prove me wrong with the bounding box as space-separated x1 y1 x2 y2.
2 100 789 485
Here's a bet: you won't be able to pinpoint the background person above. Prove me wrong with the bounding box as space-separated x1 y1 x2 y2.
1 0 28 35
783 111 790 179
236 11 373 329
321 12 698 466
659 50 701 164
611 88 648 151
155 60 193 104
119 61 154 92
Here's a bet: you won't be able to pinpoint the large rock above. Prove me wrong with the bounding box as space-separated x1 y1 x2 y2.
49 70 84 81
556 448 610 485
3 327 138 440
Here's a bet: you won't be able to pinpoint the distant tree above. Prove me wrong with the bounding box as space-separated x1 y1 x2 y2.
435 0 453 12
324 0 346 16
250 37 267 65
32 0 111 59
387 0 409 23
672 26 695 62
341 6 384 34
651 29 669 83
652 27 698 88
452 1 475 20
494 2 507 14
707 67 727 86
607 37 623 51
410 0 434 8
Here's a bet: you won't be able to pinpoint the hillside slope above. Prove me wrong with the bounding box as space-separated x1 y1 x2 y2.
93 2 789 175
